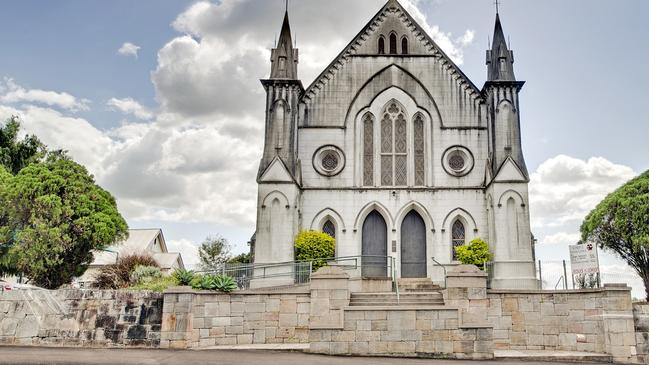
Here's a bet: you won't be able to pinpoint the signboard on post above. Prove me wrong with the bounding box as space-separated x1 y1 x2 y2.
569 243 600 276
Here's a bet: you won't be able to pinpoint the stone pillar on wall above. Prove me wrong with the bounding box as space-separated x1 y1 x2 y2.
160 287 194 349
445 265 489 325
600 284 638 363
309 266 350 330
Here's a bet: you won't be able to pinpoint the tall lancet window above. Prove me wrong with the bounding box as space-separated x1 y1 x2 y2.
363 113 374 186
274 101 285 149
451 220 466 260
389 33 397 54
322 220 336 239
401 37 408 54
380 102 407 186
378 36 385 54
413 114 425 186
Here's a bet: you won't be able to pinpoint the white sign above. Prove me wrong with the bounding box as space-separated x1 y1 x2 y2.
569 243 600 275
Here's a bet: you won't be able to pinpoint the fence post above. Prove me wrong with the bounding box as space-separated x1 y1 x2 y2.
563 260 568 290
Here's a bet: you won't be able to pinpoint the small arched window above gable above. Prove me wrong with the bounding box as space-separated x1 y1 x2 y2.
451 219 466 260
389 33 397 54
401 37 408 55
378 36 385 54
322 220 336 239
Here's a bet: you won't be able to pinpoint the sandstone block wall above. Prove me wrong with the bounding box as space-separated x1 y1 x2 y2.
310 307 492 360
0 289 162 347
161 288 310 349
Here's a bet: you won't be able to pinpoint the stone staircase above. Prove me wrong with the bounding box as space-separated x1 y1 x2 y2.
349 278 444 307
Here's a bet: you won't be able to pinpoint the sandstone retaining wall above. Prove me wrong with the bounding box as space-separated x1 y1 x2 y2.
160 287 310 349
0 289 162 347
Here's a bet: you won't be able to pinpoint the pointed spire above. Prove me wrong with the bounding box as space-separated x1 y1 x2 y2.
269 9 298 79
486 13 516 81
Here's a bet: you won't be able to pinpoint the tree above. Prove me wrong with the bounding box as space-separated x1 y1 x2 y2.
454 238 493 270
0 116 47 174
581 170 649 300
228 252 252 264
198 235 231 271
294 230 335 271
0 155 128 288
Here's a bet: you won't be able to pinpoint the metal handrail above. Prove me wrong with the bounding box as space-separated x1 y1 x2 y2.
431 256 446 288
555 276 565 290
392 256 400 305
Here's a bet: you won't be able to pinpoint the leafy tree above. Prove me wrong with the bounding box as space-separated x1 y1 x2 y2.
198 235 231 271
581 170 649 300
0 156 128 288
228 252 252 264
454 238 493 270
0 116 47 174
294 230 335 271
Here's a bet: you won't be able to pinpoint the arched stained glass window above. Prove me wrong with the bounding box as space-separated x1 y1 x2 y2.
322 220 336 239
414 115 425 186
378 36 385 54
389 33 397 54
452 220 466 260
363 114 374 186
401 37 408 54
380 101 407 186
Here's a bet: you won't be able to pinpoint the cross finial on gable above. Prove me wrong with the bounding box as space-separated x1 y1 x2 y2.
285 0 289 13
494 0 500 14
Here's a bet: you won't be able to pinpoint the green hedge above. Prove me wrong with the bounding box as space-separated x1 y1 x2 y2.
294 230 335 271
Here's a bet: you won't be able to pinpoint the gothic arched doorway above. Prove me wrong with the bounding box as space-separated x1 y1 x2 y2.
361 210 387 277
400 210 427 278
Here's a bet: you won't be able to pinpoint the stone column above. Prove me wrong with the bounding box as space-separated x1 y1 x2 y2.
308 266 350 330
160 287 195 349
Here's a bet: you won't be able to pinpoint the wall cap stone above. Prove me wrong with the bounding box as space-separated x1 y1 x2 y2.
343 305 458 311
163 287 310 295
311 266 350 279
488 286 631 295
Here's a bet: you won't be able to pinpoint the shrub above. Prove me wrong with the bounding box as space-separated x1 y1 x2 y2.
130 265 162 284
94 254 159 289
190 273 237 292
172 268 195 286
454 238 493 270
294 230 335 271
129 275 176 292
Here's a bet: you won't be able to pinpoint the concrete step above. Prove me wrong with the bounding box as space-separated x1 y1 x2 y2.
397 278 442 292
349 292 444 306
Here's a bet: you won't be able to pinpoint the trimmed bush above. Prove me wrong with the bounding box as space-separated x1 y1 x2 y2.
129 276 176 292
454 238 493 270
294 230 335 271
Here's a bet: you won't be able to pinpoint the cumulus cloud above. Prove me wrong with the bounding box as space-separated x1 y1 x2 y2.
153 0 474 118
167 239 200 268
107 97 154 120
0 78 90 112
529 155 636 230
117 42 141 58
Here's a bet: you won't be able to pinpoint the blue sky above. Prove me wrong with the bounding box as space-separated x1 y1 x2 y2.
0 0 647 294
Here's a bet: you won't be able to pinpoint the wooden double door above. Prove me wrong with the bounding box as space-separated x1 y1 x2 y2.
360 210 427 278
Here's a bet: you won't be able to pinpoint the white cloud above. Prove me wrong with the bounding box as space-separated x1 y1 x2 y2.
167 239 200 268
529 155 636 230
540 232 580 246
117 42 141 58
107 97 154 120
0 78 90 112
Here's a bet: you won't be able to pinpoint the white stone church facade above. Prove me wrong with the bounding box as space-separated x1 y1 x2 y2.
253 0 537 289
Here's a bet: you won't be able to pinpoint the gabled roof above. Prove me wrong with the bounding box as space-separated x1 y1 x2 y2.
91 229 172 266
303 0 481 101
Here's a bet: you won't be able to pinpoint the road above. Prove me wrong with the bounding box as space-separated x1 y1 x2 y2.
0 347 610 365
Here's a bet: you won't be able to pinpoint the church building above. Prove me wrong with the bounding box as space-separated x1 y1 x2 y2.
254 0 538 289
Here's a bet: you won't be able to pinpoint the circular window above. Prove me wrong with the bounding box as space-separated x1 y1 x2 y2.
313 145 345 177
442 146 474 177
